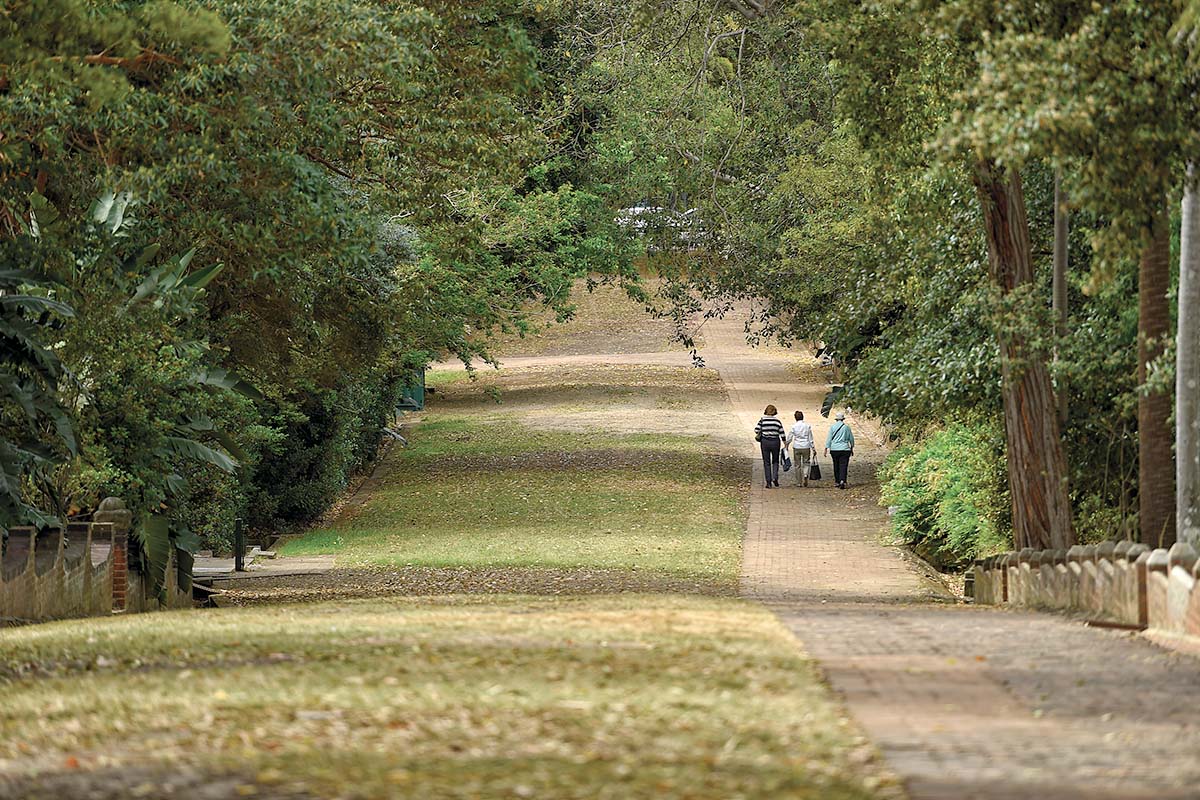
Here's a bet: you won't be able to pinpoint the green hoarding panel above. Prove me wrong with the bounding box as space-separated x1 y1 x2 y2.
398 368 425 411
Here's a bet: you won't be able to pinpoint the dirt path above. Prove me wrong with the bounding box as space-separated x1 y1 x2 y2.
698 315 1200 800
431 351 696 372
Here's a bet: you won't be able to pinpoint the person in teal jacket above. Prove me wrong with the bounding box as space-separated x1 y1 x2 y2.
824 412 855 490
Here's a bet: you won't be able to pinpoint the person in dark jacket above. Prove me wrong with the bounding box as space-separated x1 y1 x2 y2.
755 404 786 488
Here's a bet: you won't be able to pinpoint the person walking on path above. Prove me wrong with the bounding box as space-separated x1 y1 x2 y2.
824 411 855 490
755 404 786 489
786 410 815 487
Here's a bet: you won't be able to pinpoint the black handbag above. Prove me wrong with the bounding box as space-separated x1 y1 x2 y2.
809 462 822 480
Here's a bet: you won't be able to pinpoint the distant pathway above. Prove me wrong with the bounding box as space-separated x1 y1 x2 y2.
431 351 695 371
700 316 1200 800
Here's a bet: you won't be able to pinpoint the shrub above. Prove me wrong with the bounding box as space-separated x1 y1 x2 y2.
879 422 1010 569
246 373 404 532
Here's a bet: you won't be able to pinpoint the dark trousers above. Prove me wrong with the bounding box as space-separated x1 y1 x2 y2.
831 450 851 486
760 439 781 485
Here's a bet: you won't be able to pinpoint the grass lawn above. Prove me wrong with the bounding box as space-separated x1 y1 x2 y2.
484 279 699 358
423 368 472 388
0 365 899 799
279 415 745 586
0 595 894 799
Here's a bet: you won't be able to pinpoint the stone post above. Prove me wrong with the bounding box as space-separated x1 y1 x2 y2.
1148 548 1171 575
94 498 132 611
1135 550 1152 627
1125 543 1150 562
1146 549 1172 629
1168 542 1199 573
1001 553 1011 602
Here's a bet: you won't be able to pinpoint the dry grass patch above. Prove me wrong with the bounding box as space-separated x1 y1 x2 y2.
786 356 837 385
431 363 721 411
428 363 739 444
488 281 701 358
280 416 745 585
218 565 740 606
282 361 747 586
0 595 898 800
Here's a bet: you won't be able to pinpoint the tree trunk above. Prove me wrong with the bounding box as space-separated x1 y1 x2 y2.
974 159 1074 551
1053 168 1069 427
1138 201 1176 548
1180 164 1200 548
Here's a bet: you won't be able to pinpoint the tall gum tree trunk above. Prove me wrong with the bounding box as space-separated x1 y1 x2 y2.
1180 165 1200 548
1140 203 1177 547
1053 169 1069 427
974 159 1074 551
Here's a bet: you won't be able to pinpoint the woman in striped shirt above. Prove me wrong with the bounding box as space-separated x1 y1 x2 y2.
755 404 787 488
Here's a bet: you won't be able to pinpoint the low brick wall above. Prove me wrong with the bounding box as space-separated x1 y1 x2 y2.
0 522 115 622
972 540 1200 636
1 498 193 624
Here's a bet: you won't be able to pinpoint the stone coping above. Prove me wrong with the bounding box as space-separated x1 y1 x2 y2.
972 541 1200 639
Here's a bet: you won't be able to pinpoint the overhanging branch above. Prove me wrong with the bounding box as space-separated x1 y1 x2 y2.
721 0 772 20
674 146 739 185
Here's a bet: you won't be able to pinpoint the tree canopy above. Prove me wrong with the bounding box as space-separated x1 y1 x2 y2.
3 0 1200 561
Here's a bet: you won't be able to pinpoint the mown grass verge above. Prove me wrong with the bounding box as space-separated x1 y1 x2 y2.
279 415 745 586
0 595 892 799
423 368 472 388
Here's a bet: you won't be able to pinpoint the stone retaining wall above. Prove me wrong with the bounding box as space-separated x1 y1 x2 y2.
1 498 192 624
972 540 1200 637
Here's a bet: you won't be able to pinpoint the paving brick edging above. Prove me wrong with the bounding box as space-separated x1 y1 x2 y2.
972 540 1200 636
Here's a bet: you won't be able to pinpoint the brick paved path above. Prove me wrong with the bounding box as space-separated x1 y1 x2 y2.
702 316 1200 800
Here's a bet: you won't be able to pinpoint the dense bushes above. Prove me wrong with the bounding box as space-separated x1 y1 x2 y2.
246 377 404 532
879 423 1011 569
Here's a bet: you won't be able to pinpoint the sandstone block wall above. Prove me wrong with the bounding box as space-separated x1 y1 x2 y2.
973 541 1200 638
1 498 193 625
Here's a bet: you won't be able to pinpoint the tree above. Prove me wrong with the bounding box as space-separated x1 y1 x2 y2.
823 0 1076 550
974 161 1074 550
1179 165 1200 547
1053 169 1069 428
2 0 635 541
1175 1 1200 549
1138 206 1176 547
955 0 1194 546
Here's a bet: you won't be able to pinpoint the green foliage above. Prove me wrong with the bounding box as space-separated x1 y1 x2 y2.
0 0 640 554
247 378 403 528
559 0 1200 550
50 193 247 504
879 423 1011 568
24 191 254 594
0 212 76 528
937 0 1197 284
